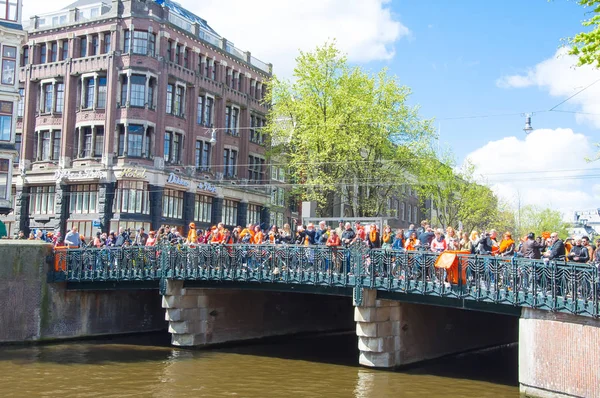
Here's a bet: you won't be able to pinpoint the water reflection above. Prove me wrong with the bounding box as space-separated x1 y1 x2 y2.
0 333 518 397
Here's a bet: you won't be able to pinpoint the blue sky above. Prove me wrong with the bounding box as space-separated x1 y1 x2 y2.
372 0 593 161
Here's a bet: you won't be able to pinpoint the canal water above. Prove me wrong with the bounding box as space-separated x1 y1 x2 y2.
0 332 518 397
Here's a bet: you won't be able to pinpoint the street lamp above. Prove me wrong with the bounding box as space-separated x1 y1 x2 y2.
523 113 533 135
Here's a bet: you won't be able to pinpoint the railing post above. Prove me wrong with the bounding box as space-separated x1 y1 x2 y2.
159 244 167 295
353 244 363 306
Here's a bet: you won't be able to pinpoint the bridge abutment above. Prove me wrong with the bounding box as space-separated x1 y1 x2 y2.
355 288 518 368
162 280 354 346
519 308 600 398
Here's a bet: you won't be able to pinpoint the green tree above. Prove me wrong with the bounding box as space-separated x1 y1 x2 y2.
516 205 570 238
415 156 499 233
568 0 600 67
265 42 433 217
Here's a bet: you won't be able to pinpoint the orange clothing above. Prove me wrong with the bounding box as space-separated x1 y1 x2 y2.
405 238 417 251
253 231 264 244
211 229 225 244
326 234 341 247
240 228 255 240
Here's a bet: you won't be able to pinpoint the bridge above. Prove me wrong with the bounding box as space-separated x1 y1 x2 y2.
3 241 598 397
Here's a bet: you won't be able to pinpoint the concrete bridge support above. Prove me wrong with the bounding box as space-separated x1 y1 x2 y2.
519 308 600 398
355 289 518 368
162 281 354 346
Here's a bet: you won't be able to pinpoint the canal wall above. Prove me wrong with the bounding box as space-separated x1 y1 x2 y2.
519 308 600 398
163 281 354 346
0 241 165 343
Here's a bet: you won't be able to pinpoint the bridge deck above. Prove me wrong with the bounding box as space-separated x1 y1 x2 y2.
49 244 600 318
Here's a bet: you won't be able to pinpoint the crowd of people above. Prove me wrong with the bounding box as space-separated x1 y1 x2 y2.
14 219 600 264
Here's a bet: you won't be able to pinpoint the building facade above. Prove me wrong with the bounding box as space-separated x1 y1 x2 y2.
3 0 281 238
0 0 23 217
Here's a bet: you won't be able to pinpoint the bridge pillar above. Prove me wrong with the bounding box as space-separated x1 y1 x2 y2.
355 288 518 368
519 308 600 398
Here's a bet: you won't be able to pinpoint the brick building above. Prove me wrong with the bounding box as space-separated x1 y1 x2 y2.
5 0 278 238
0 0 23 218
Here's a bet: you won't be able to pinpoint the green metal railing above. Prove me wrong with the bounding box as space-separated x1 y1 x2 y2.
49 244 600 318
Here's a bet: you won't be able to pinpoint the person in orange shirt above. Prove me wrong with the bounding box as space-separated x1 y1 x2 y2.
239 223 255 244
326 230 341 273
210 223 225 244
253 225 265 244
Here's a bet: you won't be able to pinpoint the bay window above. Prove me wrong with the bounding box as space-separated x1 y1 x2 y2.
0 158 8 200
125 30 155 56
225 105 239 135
40 44 46 64
0 0 18 22
118 124 151 158
40 81 64 114
166 83 185 116
248 155 265 183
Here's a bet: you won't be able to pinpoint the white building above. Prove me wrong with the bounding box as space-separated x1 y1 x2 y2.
0 0 23 215
571 209 600 238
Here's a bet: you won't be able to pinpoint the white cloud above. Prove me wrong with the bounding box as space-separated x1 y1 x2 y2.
497 47 600 127
175 0 409 77
465 128 600 219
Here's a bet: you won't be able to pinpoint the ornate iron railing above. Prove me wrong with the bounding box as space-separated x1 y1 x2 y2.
50 244 600 318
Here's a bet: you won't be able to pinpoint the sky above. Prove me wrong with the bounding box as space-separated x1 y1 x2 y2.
20 0 600 220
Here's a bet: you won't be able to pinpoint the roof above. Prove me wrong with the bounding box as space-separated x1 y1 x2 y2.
153 0 218 35
62 0 110 9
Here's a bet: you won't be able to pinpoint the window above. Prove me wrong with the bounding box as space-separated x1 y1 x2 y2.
407 204 412 224
53 131 61 160
196 96 204 125
204 96 213 127
131 31 155 56
43 84 53 113
204 59 210 78
414 206 418 222
166 40 172 61
195 140 210 170
41 131 51 160
81 127 93 157
102 33 111 53
184 48 189 68
123 30 130 53
174 85 183 116
80 37 87 57
40 44 46 64
0 102 11 142
248 155 265 183
223 148 237 177
0 0 17 21
130 75 145 107
247 204 260 226
84 78 95 109
237 73 243 91
225 105 239 135
0 158 8 199
113 181 150 214
21 47 28 66
91 35 98 56
15 132 20 163
162 189 184 219
194 194 212 223
94 127 104 157
277 187 285 206
251 116 265 144
97 77 107 109
55 83 64 113
50 42 57 62
166 84 173 114
126 124 144 157
401 202 405 221
212 61 217 80
69 184 98 214
61 41 68 60
222 199 238 226
120 76 128 105
164 131 182 164
29 186 55 215
1 45 16 85
175 44 181 64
